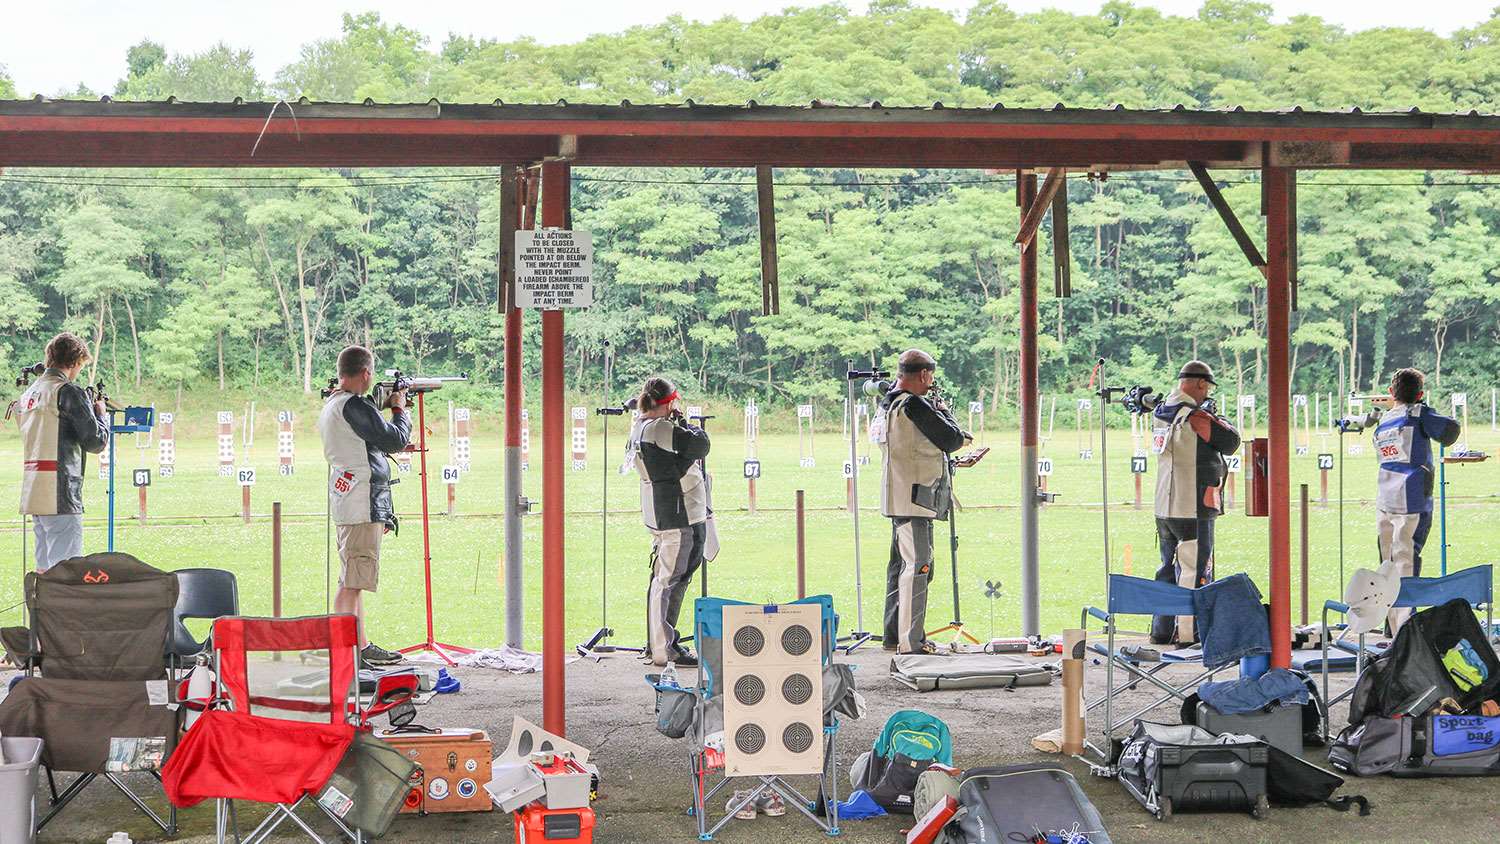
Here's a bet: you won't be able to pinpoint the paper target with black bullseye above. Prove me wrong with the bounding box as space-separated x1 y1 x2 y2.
722 602 823 777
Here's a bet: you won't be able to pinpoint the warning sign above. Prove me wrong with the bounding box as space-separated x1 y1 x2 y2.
515 229 594 309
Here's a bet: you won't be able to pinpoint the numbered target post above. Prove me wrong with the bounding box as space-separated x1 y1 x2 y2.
1036 455 1054 495
1451 393 1469 452
133 468 151 522
968 400 986 447
1293 394 1310 456
97 430 110 481
744 400 760 514
277 410 295 476
1130 454 1148 509
797 402 816 468
520 407 531 471
442 465 461 515
158 412 176 479
217 411 235 477
1345 394 1367 456
1318 452 1334 505
1075 397 1094 460
1225 451 1243 511
449 408 472 515
571 406 587 471
237 466 256 523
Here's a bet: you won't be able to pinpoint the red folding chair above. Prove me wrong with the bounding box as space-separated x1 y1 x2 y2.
162 614 365 844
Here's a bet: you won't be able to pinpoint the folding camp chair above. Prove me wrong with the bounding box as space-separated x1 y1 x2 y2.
162 614 366 844
688 595 843 840
1080 574 1242 756
167 568 240 677
0 552 181 836
1320 565 1494 741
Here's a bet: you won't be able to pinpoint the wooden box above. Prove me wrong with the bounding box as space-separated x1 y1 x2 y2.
379 729 493 814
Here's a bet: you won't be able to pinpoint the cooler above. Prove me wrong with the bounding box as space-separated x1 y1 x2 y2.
514 804 595 843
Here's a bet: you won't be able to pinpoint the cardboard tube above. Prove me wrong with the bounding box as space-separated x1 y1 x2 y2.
1062 628 1087 661
1061 658 1085 755
1061 659 1085 751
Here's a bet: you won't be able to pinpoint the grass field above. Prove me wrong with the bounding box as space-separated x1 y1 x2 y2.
3 395 1498 651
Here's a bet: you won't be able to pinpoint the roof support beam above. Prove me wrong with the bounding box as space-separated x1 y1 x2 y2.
1189 161 1266 274
1015 167 1065 249
756 166 780 316
1051 177 1072 298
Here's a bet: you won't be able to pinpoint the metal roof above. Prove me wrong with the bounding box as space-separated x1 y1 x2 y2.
3 97 1499 170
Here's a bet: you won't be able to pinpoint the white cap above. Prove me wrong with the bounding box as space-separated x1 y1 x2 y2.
1343 561 1402 635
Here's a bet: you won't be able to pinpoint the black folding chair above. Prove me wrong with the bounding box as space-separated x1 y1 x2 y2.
168 568 240 676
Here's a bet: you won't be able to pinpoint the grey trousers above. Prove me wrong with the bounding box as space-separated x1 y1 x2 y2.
646 522 706 664
32 513 85 572
884 517 934 653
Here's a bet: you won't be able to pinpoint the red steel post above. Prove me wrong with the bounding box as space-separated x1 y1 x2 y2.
541 159 570 735
1264 166 1295 669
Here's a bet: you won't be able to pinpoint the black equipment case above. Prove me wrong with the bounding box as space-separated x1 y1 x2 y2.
1116 721 1269 821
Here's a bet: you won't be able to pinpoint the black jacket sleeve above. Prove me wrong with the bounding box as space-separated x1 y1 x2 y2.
58 382 108 454
673 420 711 462
342 396 413 453
904 394 967 454
1193 409 1241 456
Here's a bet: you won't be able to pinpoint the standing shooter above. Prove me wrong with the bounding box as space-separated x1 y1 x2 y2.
318 345 412 669
879 349 969 655
1360 368 1459 632
15 333 109 571
1150 361 1240 645
629 377 710 668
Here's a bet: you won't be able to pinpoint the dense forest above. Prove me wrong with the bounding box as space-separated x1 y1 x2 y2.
5 1 1500 412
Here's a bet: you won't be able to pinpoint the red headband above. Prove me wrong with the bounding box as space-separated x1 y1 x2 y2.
660 390 680 404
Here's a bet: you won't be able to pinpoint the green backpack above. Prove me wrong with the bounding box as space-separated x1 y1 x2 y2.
852 709 954 813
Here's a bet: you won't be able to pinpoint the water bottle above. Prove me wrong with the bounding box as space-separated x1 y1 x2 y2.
660 662 678 688
107 833 133 844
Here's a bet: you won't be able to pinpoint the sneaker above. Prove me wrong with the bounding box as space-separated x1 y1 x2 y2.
882 642 899 652
361 644 404 666
671 649 699 668
758 791 786 817
728 790 757 820
898 640 945 656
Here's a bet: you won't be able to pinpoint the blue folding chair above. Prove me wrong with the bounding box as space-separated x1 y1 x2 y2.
1080 574 1241 755
1320 565 1493 741
687 595 842 840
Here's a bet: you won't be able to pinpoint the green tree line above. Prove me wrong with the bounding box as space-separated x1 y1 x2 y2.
5 1 1500 413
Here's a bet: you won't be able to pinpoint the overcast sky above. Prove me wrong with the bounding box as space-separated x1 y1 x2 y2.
2 1 1496 96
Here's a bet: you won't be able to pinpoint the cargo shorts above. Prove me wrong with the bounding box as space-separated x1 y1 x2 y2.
336 522 384 592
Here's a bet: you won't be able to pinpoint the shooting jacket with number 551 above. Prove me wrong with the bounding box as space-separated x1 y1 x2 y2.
14 368 109 516
318 390 412 527
1152 388 1241 520
630 416 711 530
879 388 968 519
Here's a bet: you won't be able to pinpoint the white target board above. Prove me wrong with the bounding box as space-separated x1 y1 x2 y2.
722 603 824 777
158 411 176 477
571 406 587 470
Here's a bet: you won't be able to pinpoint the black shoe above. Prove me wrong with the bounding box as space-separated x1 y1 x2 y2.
361 643 404 667
671 650 699 667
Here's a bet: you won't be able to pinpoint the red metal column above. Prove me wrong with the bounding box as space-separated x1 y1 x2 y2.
1017 172 1040 636
540 160 570 735
1264 166 1294 669
502 168 526 650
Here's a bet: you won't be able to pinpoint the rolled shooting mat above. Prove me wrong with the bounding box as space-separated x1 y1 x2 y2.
1062 628 1087 661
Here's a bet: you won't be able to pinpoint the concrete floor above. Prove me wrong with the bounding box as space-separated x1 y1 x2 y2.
10 643 1498 844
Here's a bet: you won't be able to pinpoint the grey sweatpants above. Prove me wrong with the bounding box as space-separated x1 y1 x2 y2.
883 517 934 653
32 513 84 572
646 522 706 664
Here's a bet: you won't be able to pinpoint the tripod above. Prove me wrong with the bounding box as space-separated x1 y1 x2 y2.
926 452 988 645
575 392 643 657
397 391 475 666
838 362 886 653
